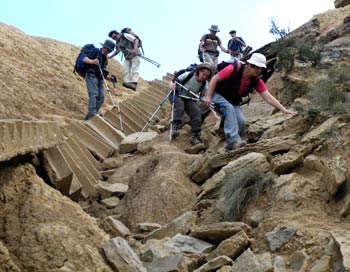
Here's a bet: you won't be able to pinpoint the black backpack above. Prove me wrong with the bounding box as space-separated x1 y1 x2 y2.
172 64 206 95
73 44 97 78
121 28 144 55
216 60 242 73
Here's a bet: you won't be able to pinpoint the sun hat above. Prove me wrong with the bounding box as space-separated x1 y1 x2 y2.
247 53 267 68
100 39 115 52
208 25 220 32
196 63 215 75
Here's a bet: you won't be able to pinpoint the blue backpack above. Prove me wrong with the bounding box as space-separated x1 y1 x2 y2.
73 44 97 78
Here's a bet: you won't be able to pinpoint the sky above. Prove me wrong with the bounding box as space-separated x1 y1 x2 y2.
1 0 334 81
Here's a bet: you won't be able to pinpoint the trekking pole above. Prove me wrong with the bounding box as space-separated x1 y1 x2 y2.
174 81 216 109
178 94 221 120
169 88 176 142
111 75 124 132
175 82 223 119
139 55 161 68
140 88 173 133
123 48 161 68
98 66 124 131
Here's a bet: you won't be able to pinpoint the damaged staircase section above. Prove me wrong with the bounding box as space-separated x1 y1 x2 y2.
41 78 171 201
0 120 63 162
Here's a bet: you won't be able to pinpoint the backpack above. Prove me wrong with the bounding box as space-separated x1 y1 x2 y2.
197 44 204 62
216 60 260 105
73 44 97 78
121 28 144 55
216 60 242 73
172 63 206 95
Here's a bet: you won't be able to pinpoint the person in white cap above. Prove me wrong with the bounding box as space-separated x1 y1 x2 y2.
204 53 298 151
199 25 228 66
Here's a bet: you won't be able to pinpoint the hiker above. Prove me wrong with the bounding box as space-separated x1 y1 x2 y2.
108 29 140 91
228 30 246 60
199 25 228 66
169 63 214 145
83 39 114 120
204 53 298 151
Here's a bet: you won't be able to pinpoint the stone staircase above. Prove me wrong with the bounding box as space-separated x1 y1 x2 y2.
102 79 171 134
0 74 172 201
0 120 63 163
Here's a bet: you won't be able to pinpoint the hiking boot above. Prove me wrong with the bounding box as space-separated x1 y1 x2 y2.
84 113 95 120
225 140 247 151
130 82 137 91
190 132 203 146
171 125 180 139
122 82 137 91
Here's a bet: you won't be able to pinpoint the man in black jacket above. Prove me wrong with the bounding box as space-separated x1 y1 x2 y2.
205 53 297 151
83 39 114 120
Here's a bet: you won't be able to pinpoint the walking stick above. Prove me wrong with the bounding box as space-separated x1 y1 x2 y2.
174 81 217 109
169 88 176 142
175 82 223 119
123 48 161 68
98 66 124 131
111 75 124 132
140 88 173 133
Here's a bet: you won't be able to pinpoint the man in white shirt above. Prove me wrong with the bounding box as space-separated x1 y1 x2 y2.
108 29 140 91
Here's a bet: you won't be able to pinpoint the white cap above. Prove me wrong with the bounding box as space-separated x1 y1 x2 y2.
247 53 267 68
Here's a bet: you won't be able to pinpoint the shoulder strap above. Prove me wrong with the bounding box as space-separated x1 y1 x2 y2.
180 71 194 85
203 34 210 46
228 39 232 49
199 81 206 96
87 47 100 59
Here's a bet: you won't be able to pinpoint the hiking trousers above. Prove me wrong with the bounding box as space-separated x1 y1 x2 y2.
123 55 140 83
203 52 218 67
211 93 245 144
172 96 202 133
85 73 105 118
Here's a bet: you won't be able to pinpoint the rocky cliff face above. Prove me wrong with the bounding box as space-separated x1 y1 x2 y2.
2 5 350 271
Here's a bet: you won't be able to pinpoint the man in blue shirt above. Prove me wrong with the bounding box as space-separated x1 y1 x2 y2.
228 30 246 60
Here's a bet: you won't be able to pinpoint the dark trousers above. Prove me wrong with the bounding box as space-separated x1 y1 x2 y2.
171 95 201 133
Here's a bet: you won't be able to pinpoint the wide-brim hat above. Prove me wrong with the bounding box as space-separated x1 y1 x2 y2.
247 53 267 68
196 63 215 75
208 25 220 32
100 39 115 52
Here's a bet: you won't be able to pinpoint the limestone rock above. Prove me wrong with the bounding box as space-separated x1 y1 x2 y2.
190 221 252 244
206 230 250 261
103 237 147 272
119 131 159 154
265 225 297 252
231 248 262 272
145 211 198 241
193 255 233 272
331 230 350 270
